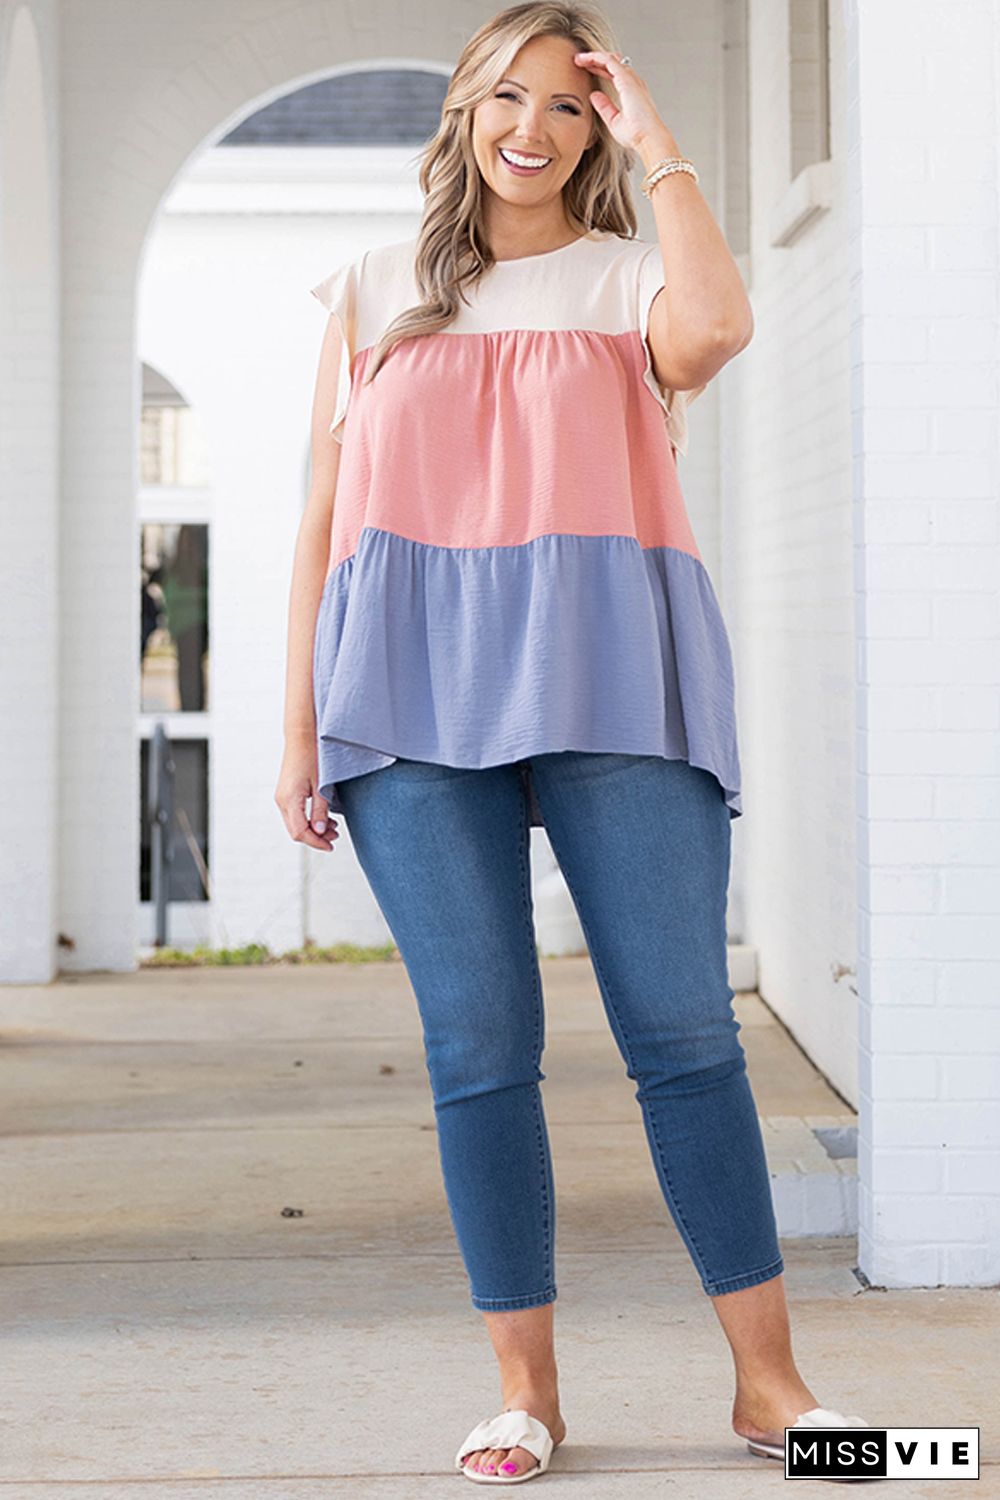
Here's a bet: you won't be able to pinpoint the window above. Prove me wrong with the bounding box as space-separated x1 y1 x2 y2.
140 363 211 486
771 0 834 244
138 363 212 911
140 522 209 713
139 737 210 903
722 0 750 260
789 0 830 179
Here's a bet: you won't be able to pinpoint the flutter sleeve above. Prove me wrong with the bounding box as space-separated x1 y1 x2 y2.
635 243 708 459
309 256 361 443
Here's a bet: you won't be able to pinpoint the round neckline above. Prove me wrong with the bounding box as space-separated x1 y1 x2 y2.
492 228 601 265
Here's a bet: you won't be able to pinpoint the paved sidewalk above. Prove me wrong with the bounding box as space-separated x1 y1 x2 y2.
1 961 995 1496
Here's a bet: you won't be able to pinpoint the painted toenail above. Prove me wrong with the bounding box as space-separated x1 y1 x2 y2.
501 1462 517 1472
485 1464 495 1470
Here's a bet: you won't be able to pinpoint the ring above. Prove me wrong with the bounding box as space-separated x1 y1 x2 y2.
619 54 632 66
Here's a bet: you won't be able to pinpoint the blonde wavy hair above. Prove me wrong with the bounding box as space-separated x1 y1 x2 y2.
362 0 640 385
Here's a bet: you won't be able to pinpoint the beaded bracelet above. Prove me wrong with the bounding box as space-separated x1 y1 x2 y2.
640 157 699 198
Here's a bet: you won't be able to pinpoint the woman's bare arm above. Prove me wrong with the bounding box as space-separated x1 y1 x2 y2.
275 314 347 850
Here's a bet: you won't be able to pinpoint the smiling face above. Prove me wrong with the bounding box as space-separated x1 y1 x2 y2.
472 33 596 227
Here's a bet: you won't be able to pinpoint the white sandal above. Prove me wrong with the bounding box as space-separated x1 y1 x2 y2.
743 1404 870 1460
455 1408 555 1484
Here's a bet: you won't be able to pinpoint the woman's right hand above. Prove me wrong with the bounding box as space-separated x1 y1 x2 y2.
275 737 339 851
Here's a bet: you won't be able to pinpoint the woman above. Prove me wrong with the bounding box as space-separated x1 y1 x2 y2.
277 1 868 1484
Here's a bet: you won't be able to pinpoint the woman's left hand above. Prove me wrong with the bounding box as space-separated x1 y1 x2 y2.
573 50 668 153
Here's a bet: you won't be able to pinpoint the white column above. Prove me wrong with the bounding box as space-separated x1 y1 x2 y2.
0 3 60 983
847 0 1000 1285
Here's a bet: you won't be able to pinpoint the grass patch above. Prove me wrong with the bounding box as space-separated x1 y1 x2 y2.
141 939 402 968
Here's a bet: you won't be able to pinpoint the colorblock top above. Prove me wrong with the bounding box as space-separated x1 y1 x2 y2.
308 228 741 825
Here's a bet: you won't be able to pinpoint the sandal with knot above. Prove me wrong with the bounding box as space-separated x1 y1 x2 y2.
455 1408 555 1484
743 1404 871 1461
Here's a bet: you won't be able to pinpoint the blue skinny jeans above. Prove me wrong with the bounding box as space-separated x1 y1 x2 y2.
336 750 784 1311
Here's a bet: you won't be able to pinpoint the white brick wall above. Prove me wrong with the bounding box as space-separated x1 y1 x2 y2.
727 0 860 1103
847 0 1000 1287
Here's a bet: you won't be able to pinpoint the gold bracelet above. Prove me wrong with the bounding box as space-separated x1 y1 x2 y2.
640 157 698 198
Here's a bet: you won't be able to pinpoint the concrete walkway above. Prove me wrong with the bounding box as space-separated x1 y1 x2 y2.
1 961 995 1496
